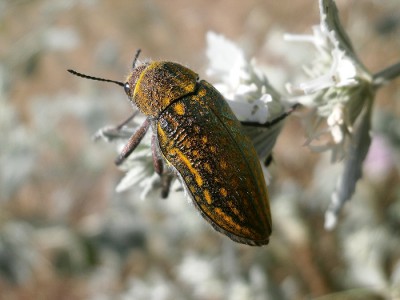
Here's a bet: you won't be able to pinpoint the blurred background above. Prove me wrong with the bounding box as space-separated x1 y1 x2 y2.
1 0 400 299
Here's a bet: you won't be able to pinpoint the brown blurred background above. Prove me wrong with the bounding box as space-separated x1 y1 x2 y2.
1 0 399 299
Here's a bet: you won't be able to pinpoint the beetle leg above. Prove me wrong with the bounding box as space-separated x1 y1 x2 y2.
151 134 163 175
114 111 139 131
160 173 174 199
94 111 139 141
264 154 273 167
115 118 150 165
241 103 300 128
151 133 175 198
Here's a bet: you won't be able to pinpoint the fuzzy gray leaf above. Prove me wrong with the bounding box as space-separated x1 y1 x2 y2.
325 97 373 229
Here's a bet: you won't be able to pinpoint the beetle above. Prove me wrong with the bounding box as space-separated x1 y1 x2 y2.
68 50 292 246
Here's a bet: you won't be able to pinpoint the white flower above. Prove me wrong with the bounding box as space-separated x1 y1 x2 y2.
206 31 285 123
206 31 289 160
285 0 373 159
285 0 376 228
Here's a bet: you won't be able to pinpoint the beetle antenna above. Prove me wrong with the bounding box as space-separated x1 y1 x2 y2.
132 49 142 69
67 69 125 87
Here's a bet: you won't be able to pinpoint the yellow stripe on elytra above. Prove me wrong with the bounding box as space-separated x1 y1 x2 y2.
214 208 251 236
204 189 212 205
157 125 168 145
158 124 204 188
173 148 203 187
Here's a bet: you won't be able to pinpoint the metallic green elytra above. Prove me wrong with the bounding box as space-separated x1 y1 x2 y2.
68 53 272 246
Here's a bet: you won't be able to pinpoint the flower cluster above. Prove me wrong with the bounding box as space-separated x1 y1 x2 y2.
205 31 290 161
285 0 374 163
285 0 378 228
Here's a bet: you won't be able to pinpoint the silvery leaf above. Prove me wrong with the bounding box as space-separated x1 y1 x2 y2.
325 96 373 229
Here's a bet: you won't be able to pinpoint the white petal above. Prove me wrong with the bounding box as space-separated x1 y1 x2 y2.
206 31 246 77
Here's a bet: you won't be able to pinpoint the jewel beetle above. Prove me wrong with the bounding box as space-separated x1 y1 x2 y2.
68 50 273 246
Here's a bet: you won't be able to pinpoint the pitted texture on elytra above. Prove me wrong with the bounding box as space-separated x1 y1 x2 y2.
157 80 271 245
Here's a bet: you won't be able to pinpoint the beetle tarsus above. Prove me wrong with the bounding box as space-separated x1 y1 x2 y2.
161 173 174 198
94 112 140 141
241 103 301 128
151 134 164 175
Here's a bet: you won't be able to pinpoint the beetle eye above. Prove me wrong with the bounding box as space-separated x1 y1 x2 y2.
124 83 131 96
